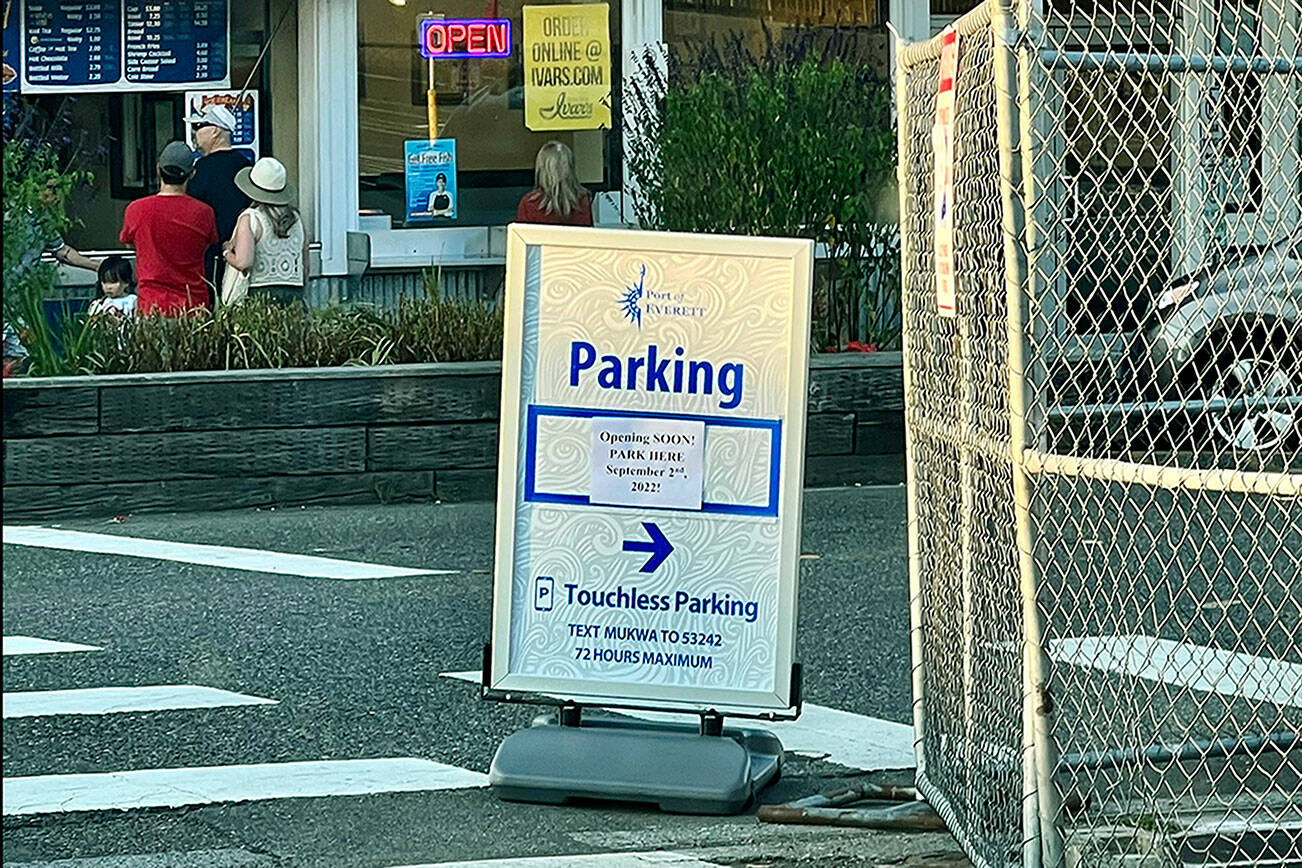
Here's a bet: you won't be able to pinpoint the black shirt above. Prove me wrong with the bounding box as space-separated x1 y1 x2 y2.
188 149 252 244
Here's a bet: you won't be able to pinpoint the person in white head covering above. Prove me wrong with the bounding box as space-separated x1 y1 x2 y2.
186 103 251 301
223 157 307 308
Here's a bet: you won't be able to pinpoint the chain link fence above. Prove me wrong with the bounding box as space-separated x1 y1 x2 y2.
897 1 1300 866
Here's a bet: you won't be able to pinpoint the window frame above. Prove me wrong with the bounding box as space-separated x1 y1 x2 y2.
356 1 625 229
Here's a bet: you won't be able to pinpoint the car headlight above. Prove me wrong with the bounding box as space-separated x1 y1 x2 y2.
1157 279 1199 311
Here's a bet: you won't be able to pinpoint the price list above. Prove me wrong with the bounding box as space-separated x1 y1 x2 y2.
22 0 121 88
17 0 228 93
124 0 226 85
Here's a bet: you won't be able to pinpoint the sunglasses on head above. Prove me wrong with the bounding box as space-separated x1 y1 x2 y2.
192 122 214 132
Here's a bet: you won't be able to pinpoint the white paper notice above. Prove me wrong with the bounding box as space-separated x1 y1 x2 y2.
589 417 706 510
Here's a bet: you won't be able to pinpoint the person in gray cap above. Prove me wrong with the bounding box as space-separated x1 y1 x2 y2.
119 141 218 314
186 103 251 301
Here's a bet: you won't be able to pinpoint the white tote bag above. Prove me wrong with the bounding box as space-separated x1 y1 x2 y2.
220 260 250 305
220 208 255 305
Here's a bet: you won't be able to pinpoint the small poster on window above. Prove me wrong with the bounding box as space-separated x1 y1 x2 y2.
522 3 611 131
405 139 458 224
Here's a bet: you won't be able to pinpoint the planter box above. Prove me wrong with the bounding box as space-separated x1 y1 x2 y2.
2 354 903 520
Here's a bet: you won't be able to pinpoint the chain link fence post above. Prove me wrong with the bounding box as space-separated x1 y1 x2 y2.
994 0 1066 862
897 24 931 783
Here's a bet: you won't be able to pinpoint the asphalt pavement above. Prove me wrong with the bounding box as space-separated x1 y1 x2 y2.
3 484 970 867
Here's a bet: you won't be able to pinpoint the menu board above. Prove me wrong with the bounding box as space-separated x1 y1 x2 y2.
19 0 228 93
22 0 121 89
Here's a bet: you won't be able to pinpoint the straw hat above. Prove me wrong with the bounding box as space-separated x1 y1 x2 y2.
235 157 296 206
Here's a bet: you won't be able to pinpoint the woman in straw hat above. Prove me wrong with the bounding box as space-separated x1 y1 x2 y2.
223 156 307 308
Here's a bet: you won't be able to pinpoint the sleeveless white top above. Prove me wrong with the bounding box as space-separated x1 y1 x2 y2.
245 207 305 288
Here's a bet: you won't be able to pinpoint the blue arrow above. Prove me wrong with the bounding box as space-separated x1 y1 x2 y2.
622 522 674 573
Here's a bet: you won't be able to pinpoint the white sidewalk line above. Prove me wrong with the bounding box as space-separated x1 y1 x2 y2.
2 758 489 816
439 670 915 772
3 636 103 656
395 854 723 868
3 526 454 580
1051 635 1302 708
4 685 278 719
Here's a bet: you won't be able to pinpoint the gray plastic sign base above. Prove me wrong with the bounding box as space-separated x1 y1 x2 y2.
489 712 783 815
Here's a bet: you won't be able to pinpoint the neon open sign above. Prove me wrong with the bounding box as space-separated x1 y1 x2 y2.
419 18 512 59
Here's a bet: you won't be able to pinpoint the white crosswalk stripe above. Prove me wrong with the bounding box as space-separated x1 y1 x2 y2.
395 854 724 868
1050 635 1302 708
3 633 489 818
4 636 103 656
3 758 489 816
3 525 454 580
0 848 274 867
438 670 916 771
4 685 278 718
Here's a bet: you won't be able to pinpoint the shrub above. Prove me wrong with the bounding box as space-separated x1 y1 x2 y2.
2 139 91 376
4 95 104 374
625 30 900 350
32 295 502 377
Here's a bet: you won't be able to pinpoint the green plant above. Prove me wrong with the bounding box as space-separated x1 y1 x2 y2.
4 94 102 375
389 274 503 363
625 31 900 350
28 294 503 377
2 141 91 375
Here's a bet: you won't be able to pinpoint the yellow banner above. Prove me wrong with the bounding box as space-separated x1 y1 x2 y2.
523 3 611 131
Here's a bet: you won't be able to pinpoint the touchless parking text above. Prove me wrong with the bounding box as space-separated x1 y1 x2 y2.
562 583 759 623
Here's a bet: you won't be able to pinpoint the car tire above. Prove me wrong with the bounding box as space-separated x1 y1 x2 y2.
1204 326 1300 454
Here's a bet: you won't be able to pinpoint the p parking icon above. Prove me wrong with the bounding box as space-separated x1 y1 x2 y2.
533 576 554 612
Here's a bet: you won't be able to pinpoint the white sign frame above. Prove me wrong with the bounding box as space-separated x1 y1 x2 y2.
490 224 813 715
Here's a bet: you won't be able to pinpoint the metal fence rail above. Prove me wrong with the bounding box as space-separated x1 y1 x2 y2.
897 1 1301 865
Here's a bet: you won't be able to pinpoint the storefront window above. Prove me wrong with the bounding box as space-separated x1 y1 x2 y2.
931 0 979 14
664 0 886 70
1218 1 1264 214
358 0 622 228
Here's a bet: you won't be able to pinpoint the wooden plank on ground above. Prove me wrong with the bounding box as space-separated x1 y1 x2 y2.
1 471 434 521
4 428 367 485
2 387 98 437
99 375 500 433
369 423 499 471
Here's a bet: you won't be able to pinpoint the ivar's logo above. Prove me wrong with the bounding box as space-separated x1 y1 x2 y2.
619 265 645 329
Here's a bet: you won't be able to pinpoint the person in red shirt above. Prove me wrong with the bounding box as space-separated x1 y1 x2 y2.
515 141 594 227
120 141 219 314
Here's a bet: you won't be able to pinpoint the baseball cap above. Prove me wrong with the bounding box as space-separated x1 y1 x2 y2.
186 103 237 133
157 140 196 175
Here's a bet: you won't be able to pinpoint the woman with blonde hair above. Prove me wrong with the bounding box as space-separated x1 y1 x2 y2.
515 140 593 226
